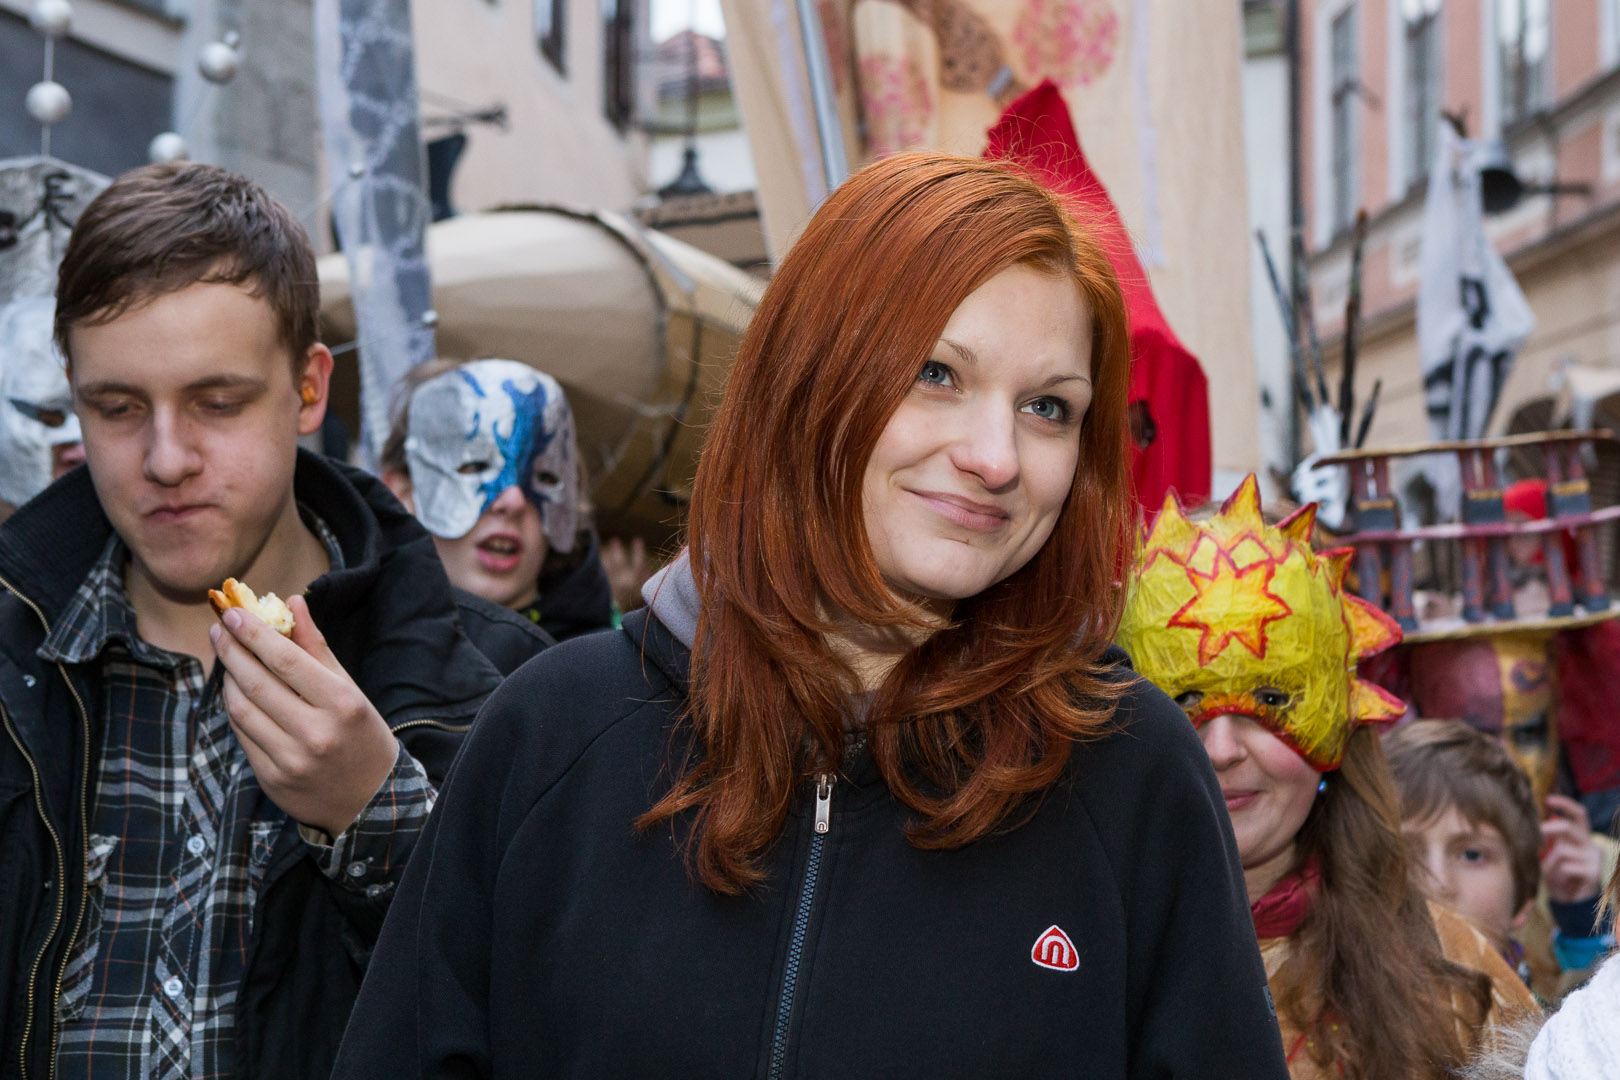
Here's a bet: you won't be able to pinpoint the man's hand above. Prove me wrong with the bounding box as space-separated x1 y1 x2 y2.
1541 793 1604 904
211 594 399 837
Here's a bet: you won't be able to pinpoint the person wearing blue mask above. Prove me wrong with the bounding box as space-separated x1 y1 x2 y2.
381 358 613 662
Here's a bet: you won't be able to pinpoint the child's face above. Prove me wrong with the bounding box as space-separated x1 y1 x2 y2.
1403 804 1527 945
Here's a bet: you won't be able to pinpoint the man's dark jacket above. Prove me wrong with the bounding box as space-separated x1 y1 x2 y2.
0 450 505 1080
453 589 555 676
533 530 614 641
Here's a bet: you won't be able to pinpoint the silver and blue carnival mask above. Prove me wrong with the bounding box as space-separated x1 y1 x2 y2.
0 296 79 508
403 359 578 552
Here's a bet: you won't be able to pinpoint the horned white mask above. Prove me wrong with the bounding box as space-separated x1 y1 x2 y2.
0 297 79 508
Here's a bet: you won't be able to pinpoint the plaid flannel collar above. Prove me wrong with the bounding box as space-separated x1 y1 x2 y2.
37 532 152 667
37 508 344 668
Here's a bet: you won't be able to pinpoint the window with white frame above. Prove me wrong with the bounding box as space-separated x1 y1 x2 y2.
537 0 566 74
1402 0 1443 187
1330 6 1359 234
1614 0 1620 66
1498 0 1550 127
602 0 635 131
1608 0 1620 71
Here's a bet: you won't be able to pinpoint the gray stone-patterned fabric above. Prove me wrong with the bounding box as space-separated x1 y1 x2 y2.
0 156 107 506
0 156 107 303
312 0 436 466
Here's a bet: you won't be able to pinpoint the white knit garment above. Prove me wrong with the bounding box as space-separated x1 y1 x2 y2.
1525 953 1620 1079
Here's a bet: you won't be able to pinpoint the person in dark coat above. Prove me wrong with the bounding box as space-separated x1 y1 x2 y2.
380 357 614 643
334 152 1288 1079
0 162 503 1079
450 587 556 676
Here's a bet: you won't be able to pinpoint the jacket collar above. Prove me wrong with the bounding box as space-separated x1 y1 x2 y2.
631 548 1134 695
0 450 374 626
293 450 503 724
621 604 691 699
0 464 115 623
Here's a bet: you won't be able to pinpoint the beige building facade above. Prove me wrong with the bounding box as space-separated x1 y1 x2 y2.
1297 0 1620 457
411 0 648 214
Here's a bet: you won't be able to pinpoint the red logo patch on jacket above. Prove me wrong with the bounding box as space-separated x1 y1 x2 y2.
1031 925 1079 971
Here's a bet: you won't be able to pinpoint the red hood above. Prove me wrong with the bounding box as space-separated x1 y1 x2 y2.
984 79 1212 513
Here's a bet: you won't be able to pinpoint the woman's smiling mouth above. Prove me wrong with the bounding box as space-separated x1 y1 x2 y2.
910 489 1011 533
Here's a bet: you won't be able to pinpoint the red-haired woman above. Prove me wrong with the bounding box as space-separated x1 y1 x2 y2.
333 153 1290 1078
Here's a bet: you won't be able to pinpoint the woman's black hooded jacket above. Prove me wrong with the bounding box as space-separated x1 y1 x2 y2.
332 581 1290 1079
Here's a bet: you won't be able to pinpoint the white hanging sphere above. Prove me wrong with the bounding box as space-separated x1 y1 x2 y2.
198 40 240 84
28 0 73 38
147 131 189 163
24 81 71 126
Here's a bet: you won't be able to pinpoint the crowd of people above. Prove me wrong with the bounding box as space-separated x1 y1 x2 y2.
0 151 1614 1079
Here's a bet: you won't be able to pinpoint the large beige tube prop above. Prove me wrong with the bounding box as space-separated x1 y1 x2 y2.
319 207 764 546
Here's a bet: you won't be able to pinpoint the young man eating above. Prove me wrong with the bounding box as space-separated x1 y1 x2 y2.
0 162 503 1078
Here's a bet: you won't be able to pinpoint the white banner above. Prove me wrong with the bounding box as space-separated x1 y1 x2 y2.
1413 125 1535 515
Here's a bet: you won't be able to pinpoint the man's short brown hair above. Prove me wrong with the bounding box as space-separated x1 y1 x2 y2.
54 162 318 370
1384 719 1542 911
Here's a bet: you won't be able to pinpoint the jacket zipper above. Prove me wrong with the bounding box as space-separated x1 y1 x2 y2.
1 701 65 1080
767 773 834 1080
388 717 472 736
0 571 93 1080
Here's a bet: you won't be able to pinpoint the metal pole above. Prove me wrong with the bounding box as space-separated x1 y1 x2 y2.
40 37 54 159
795 0 847 195
1284 0 1304 467
685 0 699 152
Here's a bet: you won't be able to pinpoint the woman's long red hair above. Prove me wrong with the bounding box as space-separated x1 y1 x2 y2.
640 153 1135 893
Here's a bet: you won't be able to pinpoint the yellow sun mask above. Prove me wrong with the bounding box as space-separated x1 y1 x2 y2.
1118 475 1405 770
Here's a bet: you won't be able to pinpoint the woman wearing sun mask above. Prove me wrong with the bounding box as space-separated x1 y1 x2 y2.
333 153 1289 1078
380 358 614 668
1119 482 1540 1080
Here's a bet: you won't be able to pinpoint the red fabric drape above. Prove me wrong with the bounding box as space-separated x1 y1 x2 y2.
1557 620 1620 796
984 80 1212 513
1251 859 1321 940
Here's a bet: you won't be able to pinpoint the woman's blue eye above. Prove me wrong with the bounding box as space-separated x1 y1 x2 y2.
919 360 952 386
1024 397 1069 422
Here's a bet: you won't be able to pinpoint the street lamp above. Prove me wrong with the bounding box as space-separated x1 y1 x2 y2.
658 0 712 199
1477 138 1591 214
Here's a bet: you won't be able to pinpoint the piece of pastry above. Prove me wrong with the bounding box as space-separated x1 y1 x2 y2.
207 577 295 637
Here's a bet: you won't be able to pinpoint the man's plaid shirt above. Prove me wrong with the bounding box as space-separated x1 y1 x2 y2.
41 525 436 1080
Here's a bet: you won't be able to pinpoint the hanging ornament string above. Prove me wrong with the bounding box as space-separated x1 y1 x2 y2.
25 0 74 159
152 30 244 164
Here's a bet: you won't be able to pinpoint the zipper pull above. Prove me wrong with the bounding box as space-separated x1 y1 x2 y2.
814 773 834 835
